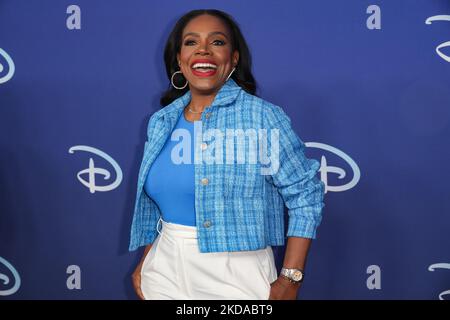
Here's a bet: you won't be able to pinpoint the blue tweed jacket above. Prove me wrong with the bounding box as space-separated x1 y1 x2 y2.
129 78 325 252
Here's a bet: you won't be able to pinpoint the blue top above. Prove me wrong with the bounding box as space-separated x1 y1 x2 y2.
144 111 197 226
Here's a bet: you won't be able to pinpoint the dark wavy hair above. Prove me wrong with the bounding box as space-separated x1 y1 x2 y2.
160 9 257 106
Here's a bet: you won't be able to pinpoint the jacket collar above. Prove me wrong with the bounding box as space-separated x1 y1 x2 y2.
157 78 242 121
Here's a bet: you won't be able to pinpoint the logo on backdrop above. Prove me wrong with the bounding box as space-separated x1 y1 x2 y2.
428 263 450 300
0 256 21 296
0 48 15 84
68 145 123 193
425 15 450 62
305 142 360 194
366 5 381 30
366 265 381 290
66 265 81 290
66 5 81 30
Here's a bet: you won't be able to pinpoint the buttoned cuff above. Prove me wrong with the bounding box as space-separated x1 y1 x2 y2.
286 210 321 239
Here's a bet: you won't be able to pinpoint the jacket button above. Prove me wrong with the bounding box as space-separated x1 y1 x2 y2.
201 178 209 185
203 220 212 228
200 142 208 150
205 112 211 119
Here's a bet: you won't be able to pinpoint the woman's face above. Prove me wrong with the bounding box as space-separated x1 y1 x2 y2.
177 14 239 94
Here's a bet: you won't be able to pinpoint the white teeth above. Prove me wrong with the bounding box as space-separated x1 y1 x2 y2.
192 63 217 69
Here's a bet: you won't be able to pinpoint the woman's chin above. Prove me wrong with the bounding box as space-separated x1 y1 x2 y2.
189 79 221 93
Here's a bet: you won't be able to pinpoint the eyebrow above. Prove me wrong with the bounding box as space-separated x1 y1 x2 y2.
183 31 229 39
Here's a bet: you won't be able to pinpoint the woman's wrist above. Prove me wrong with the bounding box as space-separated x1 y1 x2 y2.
277 275 301 289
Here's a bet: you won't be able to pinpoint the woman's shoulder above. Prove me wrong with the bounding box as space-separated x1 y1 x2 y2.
143 107 168 141
149 108 165 121
239 90 291 125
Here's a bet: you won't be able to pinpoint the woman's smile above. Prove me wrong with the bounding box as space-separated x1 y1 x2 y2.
190 59 218 77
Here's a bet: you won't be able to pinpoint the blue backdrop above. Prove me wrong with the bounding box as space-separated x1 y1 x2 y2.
1 0 449 299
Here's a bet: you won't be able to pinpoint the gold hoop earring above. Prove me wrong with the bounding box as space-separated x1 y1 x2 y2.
171 71 188 90
226 67 236 81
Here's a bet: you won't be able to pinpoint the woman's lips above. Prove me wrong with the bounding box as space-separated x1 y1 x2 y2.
191 68 217 77
190 60 218 77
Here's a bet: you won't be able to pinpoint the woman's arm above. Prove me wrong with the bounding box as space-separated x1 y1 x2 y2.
264 104 325 299
131 243 153 300
269 236 311 300
283 236 311 270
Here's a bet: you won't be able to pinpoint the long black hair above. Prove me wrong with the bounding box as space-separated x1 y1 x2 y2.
160 9 257 106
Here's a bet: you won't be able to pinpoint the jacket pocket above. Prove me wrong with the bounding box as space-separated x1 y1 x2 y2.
223 163 264 197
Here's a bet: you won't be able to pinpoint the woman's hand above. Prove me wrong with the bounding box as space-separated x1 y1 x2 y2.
131 261 145 300
131 244 153 300
268 276 301 300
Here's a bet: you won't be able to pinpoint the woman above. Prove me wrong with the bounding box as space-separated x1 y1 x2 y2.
129 9 325 300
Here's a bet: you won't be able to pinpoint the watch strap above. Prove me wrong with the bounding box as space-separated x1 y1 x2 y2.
280 267 304 283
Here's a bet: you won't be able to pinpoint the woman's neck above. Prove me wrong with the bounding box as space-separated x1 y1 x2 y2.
188 87 219 112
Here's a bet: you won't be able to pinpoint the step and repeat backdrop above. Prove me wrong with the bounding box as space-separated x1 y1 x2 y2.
0 0 449 299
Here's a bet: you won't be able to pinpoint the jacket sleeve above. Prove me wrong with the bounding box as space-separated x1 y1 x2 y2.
128 112 162 251
264 105 325 239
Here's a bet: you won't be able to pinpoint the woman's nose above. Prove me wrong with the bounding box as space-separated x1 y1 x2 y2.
196 41 210 55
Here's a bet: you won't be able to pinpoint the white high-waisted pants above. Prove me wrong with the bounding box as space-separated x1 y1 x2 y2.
140 219 278 300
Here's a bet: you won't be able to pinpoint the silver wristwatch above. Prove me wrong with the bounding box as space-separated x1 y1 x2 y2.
280 267 304 283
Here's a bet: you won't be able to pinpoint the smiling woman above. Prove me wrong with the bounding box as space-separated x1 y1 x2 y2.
160 10 256 112
179 24 236 90
129 9 325 300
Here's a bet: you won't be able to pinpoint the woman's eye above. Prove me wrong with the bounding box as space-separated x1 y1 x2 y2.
184 40 196 46
212 39 225 46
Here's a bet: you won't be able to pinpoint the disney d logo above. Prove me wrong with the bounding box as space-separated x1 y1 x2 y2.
0 256 21 296
425 15 450 62
68 145 123 193
428 263 450 300
0 48 15 84
305 142 360 194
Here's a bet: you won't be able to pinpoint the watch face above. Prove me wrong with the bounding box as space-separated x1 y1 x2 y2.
292 270 303 281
